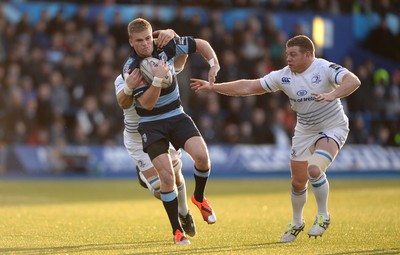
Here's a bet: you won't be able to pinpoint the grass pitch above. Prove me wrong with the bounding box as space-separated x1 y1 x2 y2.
0 178 399 255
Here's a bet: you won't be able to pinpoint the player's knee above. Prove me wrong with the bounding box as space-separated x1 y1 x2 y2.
307 150 333 179
291 177 308 191
158 169 175 188
192 153 210 170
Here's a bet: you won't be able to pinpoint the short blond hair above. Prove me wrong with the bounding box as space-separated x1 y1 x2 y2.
127 18 152 38
286 35 315 55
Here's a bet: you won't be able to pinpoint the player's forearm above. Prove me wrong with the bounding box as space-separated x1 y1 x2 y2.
174 54 188 73
137 86 161 110
194 39 219 67
332 72 361 99
117 91 134 109
212 79 265 96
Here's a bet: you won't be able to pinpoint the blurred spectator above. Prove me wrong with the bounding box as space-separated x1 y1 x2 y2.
0 1 398 151
363 14 397 61
110 11 128 48
75 95 105 143
250 107 275 144
348 113 371 144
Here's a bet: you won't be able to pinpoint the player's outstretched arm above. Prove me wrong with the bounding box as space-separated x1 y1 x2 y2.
190 78 266 96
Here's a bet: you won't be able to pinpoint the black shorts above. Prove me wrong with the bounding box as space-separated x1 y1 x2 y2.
138 113 201 153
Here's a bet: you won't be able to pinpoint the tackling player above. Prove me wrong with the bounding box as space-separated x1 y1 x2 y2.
190 35 361 242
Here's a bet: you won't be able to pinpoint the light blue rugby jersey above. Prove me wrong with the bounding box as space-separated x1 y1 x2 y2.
129 36 196 123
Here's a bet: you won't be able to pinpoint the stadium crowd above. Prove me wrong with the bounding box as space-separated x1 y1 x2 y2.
0 1 399 155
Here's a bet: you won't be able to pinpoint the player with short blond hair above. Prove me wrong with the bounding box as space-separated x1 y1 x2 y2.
117 18 220 245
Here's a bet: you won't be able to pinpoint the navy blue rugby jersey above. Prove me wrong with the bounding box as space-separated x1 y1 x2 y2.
120 36 196 123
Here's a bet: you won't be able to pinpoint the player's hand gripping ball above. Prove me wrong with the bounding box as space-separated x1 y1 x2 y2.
140 57 173 88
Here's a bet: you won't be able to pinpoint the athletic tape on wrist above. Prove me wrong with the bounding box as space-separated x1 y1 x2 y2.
152 77 163 87
123 83 133 95
208 58 215 67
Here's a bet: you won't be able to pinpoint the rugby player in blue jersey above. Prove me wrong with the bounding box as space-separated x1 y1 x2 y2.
116 18 220 245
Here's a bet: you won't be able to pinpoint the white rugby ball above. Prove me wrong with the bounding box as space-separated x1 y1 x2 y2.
139 57 173 88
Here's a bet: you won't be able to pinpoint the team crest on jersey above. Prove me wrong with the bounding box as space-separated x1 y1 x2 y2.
123 57 134 74
158 52 168 62
281 77 291 84
311 73 321 85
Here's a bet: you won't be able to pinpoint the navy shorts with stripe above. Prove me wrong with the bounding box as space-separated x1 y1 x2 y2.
138 113 201 153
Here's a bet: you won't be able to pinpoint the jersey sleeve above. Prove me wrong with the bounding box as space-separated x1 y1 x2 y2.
259 70 283 93
132 85 149 99
326 62 349 85
163 36 196 58
115 74 125 95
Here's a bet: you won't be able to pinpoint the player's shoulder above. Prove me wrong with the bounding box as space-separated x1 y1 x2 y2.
315 58 345 72
270 65 291 77
122 53 142 75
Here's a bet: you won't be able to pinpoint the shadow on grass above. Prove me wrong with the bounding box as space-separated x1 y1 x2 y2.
2 242 398 255
131 241 289 255
0 241 288 255
0 240 169 255
320 247 400 255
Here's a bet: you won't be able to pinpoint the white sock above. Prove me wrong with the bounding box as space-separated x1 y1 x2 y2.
177 181 189 216
310 173 329 218
291 188 307 227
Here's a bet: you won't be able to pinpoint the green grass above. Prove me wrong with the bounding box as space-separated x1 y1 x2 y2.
0 178 399 255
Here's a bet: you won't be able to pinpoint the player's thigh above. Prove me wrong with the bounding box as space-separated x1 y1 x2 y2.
124 135 154 172
184 136 210 167
290 160 308 190
169 113 201 150
312 126 348 158
314 136 340 159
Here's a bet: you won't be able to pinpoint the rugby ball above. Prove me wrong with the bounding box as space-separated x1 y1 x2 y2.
140 57 173 88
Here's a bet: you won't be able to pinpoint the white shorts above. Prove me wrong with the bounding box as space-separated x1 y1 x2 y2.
290 125 349 161
123 130 181 172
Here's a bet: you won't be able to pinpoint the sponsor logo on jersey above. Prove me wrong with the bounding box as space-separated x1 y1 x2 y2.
296 90 308 96
311 74 321 85
176 37 186 45
329 63 342 71
281 77 291 84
